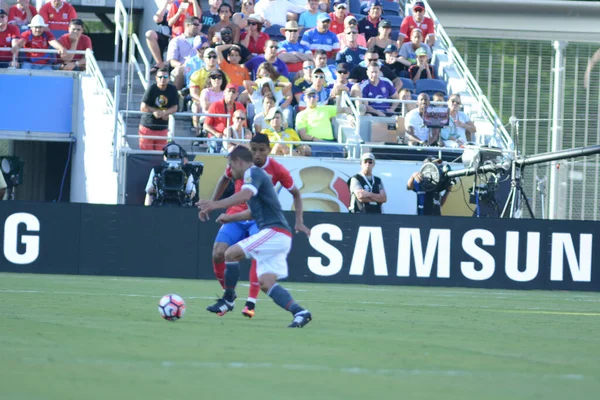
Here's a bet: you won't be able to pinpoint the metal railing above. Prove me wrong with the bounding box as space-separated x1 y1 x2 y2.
114 0 129 85
416 0 512 150
86 49 115 114
130 33 151 90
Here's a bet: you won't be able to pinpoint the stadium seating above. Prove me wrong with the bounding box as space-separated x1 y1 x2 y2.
415 78 448 96
382 15 403 28
263 24 285 42
400 77 415 92
382 2 401 16
348 0 363 15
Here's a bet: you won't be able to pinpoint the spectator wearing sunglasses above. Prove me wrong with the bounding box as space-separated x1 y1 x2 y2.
240 13 269 55
348 153 386 214
292 60 315 105
223 110 252 153
167 15 202 89
297 67 331 109
399 1 435 47
245 39 290 80
138 66 179 150
337 15 366 50
328 0 351 35
335 27 367 71
277 20 312 75
349 50 402 91
300 13 340 59
441 94 476 148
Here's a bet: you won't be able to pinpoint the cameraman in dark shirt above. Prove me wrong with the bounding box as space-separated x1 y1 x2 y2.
407 157 449 216
145 143 197 206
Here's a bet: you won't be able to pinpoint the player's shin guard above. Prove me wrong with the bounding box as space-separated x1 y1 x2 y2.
247 259 260 308
267 283 304 315
213 261 226 289
223 262 240 302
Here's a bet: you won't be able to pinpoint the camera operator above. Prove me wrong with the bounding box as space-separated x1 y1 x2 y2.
144 143 196 206
407 157 449 216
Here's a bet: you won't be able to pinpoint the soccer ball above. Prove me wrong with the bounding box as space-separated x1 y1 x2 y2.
158 294 186 321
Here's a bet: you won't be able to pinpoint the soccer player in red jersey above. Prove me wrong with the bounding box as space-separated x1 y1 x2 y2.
207 134 309 318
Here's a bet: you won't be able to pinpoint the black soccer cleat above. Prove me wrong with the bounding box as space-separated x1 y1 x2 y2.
206 298 234 316
288 310 312 328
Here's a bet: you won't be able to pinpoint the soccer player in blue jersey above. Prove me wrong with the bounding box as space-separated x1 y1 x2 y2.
197 146 312 328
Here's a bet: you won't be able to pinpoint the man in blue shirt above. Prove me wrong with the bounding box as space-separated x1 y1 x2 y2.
300 13 341 59
335 26 367 70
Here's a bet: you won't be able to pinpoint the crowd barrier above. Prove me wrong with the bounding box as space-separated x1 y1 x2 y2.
0 201 597 291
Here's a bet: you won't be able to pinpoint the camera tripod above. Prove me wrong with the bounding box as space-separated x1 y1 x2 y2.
500 160 535 218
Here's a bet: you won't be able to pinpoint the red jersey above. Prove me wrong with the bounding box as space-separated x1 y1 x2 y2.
167 1 198 38
38 2 78 32
21 30 56 65
0 25 20 62
58 33 93 61
399 16 435 43
8 4 38 28
328 12 352 36
224 157 295 215
204 100 246 137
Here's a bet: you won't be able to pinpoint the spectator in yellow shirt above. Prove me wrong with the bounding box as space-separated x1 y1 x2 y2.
261 108 311 156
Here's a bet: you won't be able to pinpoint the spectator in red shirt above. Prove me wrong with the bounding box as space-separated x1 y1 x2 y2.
328 0 350 35
8 0 37 32
38 0 77 33
204 83 246 153
58 18 92 71
240 14 269 55
399 1 435 47
167 0 201 38
16 14 66 70
0 9 21 67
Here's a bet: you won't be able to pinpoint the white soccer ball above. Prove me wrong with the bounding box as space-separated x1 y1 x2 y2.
158 294 186 321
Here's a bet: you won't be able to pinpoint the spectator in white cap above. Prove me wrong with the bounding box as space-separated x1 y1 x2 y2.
15 14 66 70
337 15 367 50
299 0 320 30
240 13 270 55
348 152 387 214
300 13 341 59
328 0 350 35
254 0 306 28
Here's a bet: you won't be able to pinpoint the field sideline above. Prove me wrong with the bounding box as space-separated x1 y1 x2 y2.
1 272 599 399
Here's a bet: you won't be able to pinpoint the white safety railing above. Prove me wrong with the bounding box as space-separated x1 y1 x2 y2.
114 0 129 85
86 49 115 114
418 0 512 150
130 33 151 90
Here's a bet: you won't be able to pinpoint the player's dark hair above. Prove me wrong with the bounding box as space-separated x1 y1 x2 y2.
251 133 270 146
228 145 253 162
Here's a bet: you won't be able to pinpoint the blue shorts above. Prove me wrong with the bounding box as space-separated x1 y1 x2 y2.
215 220 259 246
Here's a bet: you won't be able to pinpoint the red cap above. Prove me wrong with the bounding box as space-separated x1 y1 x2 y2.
225 83 238 91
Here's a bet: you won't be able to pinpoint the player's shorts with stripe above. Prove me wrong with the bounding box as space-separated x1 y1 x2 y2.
215 221 258 246
237 228 292 279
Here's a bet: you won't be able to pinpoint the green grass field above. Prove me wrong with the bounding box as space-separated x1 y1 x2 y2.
1 272 599 400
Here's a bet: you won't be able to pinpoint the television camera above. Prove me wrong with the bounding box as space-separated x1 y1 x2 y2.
419 144 600 218
0 156 24 200
153 143 203 207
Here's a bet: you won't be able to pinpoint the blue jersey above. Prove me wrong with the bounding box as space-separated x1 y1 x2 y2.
335 46 367 70
241 166 291 232
278 41 312 56
300 29 341 55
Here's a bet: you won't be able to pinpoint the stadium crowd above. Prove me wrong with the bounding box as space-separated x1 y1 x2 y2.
0 0 476 155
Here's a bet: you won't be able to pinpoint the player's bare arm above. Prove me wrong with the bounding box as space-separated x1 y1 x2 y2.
211 174 232 201
288 187 310 236
197 188 253 221
216 209 252 224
